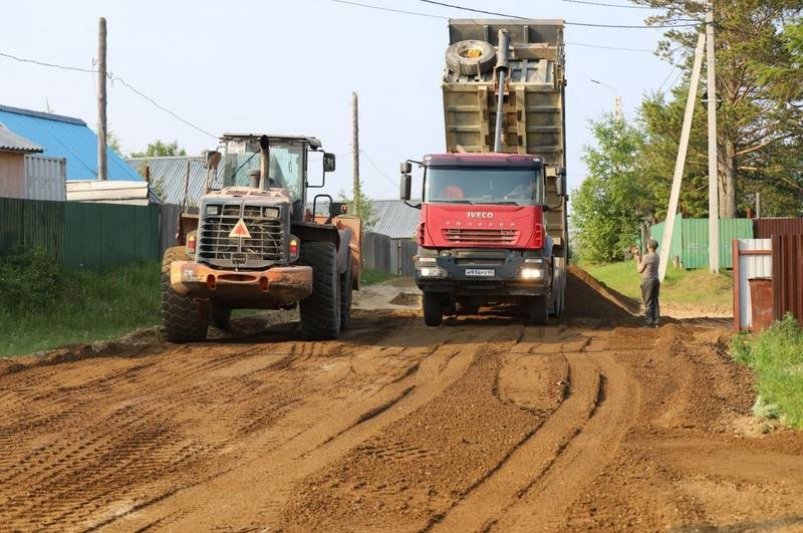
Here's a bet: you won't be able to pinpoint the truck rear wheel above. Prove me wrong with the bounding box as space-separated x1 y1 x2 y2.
299 241 341 340
422 292 443 327
161 246 209 343
340 250 353 331
527 295 549 326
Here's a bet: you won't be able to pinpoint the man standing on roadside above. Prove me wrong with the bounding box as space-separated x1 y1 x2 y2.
633 239 660 328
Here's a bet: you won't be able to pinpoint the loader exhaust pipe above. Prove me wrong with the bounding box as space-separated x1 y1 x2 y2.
493 29 510 153
259 135 270 190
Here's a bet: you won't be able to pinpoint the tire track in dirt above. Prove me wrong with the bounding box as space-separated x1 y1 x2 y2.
0 313 419 530
492 348 641 532
275 325 573 532
429 350 602 532
95 319 499 530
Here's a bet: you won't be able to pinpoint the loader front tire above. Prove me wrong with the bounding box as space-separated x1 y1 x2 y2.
161 247 209 343
299 241 341 340
340 250 353 331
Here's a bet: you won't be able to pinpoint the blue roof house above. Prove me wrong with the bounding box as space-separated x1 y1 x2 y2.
0 104 142 181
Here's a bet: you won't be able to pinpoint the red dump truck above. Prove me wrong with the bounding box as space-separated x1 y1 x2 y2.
400 19 569 326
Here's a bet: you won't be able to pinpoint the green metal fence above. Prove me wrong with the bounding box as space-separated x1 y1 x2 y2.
0 197 160 269
650 215 753 269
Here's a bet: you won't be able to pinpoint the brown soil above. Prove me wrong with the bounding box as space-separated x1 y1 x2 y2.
2 269 802 531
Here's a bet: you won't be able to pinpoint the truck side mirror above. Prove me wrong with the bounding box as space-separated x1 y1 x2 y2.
400 162 412 201
323 152 336 172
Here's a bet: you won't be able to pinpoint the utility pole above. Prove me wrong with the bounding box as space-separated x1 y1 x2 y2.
706 1 719 273
658 33 706 282
97 17 108 181
352 92 361 207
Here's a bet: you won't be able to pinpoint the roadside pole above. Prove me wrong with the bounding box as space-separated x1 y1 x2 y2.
352 92 361 208
97 17 107 181
658 32 706 282
706 2 720 273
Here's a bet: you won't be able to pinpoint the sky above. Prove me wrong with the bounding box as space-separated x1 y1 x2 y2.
0 0 682 200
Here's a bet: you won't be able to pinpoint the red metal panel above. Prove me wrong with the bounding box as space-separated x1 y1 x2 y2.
771 235 803 326
755 218 803 239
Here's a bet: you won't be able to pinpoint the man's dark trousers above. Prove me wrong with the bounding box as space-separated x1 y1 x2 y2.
641 278 660 326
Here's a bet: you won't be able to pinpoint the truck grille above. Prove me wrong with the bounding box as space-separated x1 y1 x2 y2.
198 204 285 269
442 228 519 245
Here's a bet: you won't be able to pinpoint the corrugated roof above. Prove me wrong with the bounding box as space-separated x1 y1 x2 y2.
0 124 42 153
127 156 226 206
372 200 420 239
0 104 142 181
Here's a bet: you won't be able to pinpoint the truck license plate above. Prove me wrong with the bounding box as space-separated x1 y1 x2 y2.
465 269 495 277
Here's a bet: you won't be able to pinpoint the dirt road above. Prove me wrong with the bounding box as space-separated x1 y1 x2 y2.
2 271 803 532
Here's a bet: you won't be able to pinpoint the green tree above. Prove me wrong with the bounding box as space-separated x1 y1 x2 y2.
339 183 377 230
130 140 187 158
572 114 649 263
106 130 123 154
633 0 803 217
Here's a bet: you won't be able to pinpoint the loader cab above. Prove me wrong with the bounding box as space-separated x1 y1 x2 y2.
216 134 336 221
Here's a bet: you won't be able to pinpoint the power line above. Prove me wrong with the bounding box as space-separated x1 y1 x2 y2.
415 0 700 28
360 149 399 188
560 0 653 8
566 41 654 52
331 0 447 18
110 76 216 139
0 48 217 140
0 51 97 73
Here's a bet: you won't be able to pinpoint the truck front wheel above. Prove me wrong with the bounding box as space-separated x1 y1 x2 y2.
422 292 443 327
299 241 341 340
527 295 549 326
161 247 209 343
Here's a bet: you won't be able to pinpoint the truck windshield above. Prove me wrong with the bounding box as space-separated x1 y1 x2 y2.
221 140 304 202
424 166 543 206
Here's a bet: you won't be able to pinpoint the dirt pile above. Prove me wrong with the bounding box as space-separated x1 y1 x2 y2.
564 265 639 325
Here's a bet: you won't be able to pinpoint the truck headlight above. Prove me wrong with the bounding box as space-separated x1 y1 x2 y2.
263 207 281 218
419 266 447 278
520 267 544 280
206 205 220 216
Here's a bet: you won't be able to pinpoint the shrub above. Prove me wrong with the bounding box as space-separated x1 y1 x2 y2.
732 315 803 428
0 247 63 313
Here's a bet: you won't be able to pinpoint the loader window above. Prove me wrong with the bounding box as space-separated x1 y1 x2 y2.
221 141 304 202
424 166 544 206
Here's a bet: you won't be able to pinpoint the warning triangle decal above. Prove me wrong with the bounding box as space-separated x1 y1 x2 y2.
229 218 252 239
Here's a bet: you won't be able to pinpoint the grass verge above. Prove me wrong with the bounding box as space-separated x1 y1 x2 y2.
361 268 398 286
0 262 161 358
578 260 732 307
731 315 803 428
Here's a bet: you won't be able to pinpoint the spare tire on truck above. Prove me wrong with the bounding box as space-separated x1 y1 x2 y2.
445 40 496 76
161 246 210 342
299 241 341 340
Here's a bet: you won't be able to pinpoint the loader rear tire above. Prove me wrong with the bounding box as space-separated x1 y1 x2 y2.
423 292 443 327
211 305 232 329
299 241 341 340
161 247 209 343
340 251 353 331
